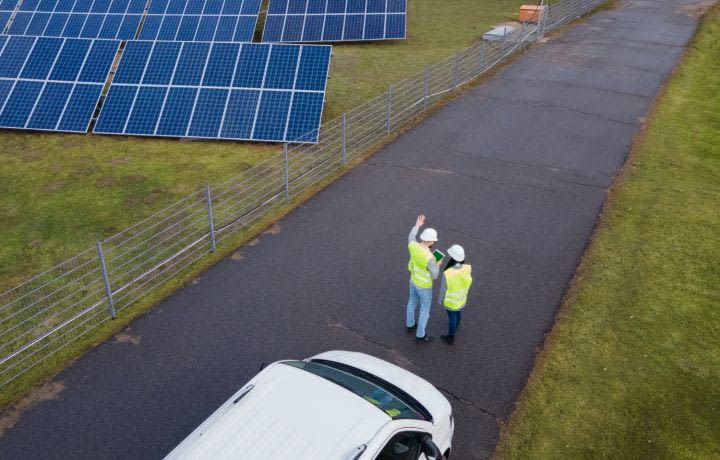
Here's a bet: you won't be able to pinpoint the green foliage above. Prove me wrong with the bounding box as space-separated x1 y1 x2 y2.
497 5 720 458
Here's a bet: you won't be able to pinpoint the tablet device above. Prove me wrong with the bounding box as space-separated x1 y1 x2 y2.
432 249 445 261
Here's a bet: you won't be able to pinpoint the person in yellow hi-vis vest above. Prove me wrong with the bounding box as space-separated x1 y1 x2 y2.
406 214 442 343
438 245 472 344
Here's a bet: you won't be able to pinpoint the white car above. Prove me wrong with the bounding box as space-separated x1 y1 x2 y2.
166 350 454 460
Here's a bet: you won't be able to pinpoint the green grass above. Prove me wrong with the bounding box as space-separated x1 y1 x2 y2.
495 4 720 458
0 0 522 291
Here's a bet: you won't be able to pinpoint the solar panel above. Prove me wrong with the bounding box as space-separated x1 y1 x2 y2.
0 36 120 132
138 0 261 42
6 0 145 39
262 0 406 43
95 41 331 143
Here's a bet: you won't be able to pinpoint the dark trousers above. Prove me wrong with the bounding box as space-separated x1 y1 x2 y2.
446 309 463 336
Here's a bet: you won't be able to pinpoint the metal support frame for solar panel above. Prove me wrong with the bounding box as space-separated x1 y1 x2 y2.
262 0 407 43
5 0 147 40
0 0 21 34
0 35 120 132
94 41 332 143
138 0 262 42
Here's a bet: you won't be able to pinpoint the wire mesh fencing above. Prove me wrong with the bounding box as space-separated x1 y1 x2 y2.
0 0 605 391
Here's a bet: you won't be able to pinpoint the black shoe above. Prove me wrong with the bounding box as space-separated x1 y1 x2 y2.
441 335 454 344
406 324 417 333
415 335 434 343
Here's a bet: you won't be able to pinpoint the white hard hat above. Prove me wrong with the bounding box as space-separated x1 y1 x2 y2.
419 228 438 242
447 244 465 262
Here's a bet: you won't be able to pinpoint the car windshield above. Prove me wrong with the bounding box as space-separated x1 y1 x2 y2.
282 360 428 421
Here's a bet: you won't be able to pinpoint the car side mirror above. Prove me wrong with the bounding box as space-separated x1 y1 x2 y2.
421 435 443 460
259 362 269 371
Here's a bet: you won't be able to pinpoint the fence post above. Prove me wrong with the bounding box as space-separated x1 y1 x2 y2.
423 67 429 112
542 2 549 36
453 53 460 90
479 41 486 75
501 28 507 61
386 84 392 134
96 241 116 319
204 185 216 252
341 112 347 164
283 143 289 202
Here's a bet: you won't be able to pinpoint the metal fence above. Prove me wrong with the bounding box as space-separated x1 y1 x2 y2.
0 0 604 391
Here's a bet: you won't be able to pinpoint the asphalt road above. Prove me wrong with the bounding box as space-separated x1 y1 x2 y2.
0 0 708 458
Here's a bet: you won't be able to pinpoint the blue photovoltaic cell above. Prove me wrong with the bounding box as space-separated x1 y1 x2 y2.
142 41 181 85
172 41 209 85
0 37 120 133
264 44 299 90
95 42 331 143
155 86 197 136
125 86 166 134
0 36 36 78
203 42 238 87
26 13 52 35
0 80 13 108
1 12 13 32
295 44 330 91
57 83 102 131
113 40 152 84
139 0 261 42
262 0 407 42
253 90 291 141
94 84 137 132
0 80 42 128
20 37 63 80
286 91 323 141
49 38 90 81
78 38 121 82
220 89 258 138
188 87 227 137
26 82 73 129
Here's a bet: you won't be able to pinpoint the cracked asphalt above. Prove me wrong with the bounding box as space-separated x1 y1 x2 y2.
0 0 709 458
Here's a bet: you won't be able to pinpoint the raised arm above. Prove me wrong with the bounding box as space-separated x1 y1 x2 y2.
408 214 425 244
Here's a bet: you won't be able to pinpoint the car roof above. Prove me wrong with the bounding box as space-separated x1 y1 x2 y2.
165 362 391 460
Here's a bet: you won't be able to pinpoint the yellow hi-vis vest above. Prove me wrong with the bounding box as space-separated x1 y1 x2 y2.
408 241 433 289
443 265 472 310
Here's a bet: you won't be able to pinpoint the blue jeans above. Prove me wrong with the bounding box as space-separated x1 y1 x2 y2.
406 282 432 338
446 309 463 336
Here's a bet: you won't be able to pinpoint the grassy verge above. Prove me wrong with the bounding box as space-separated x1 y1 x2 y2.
0 0 523 290
495 4 720 458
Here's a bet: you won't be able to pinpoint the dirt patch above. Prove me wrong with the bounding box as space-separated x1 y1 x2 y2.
262 223 282 235
18 149 42 162
143 189 164 205
0 381 65 437
42 181 66 195
231 251 245 261
247 238 260 247
121 174 147 185
107 156 132 165
96 176 119 187
113 333 141 345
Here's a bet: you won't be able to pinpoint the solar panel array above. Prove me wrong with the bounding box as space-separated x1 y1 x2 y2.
262 0 406 43
138 0 261 42
95 41 331 142
6 0 146 40
0 0 337 142
0 35 120 132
